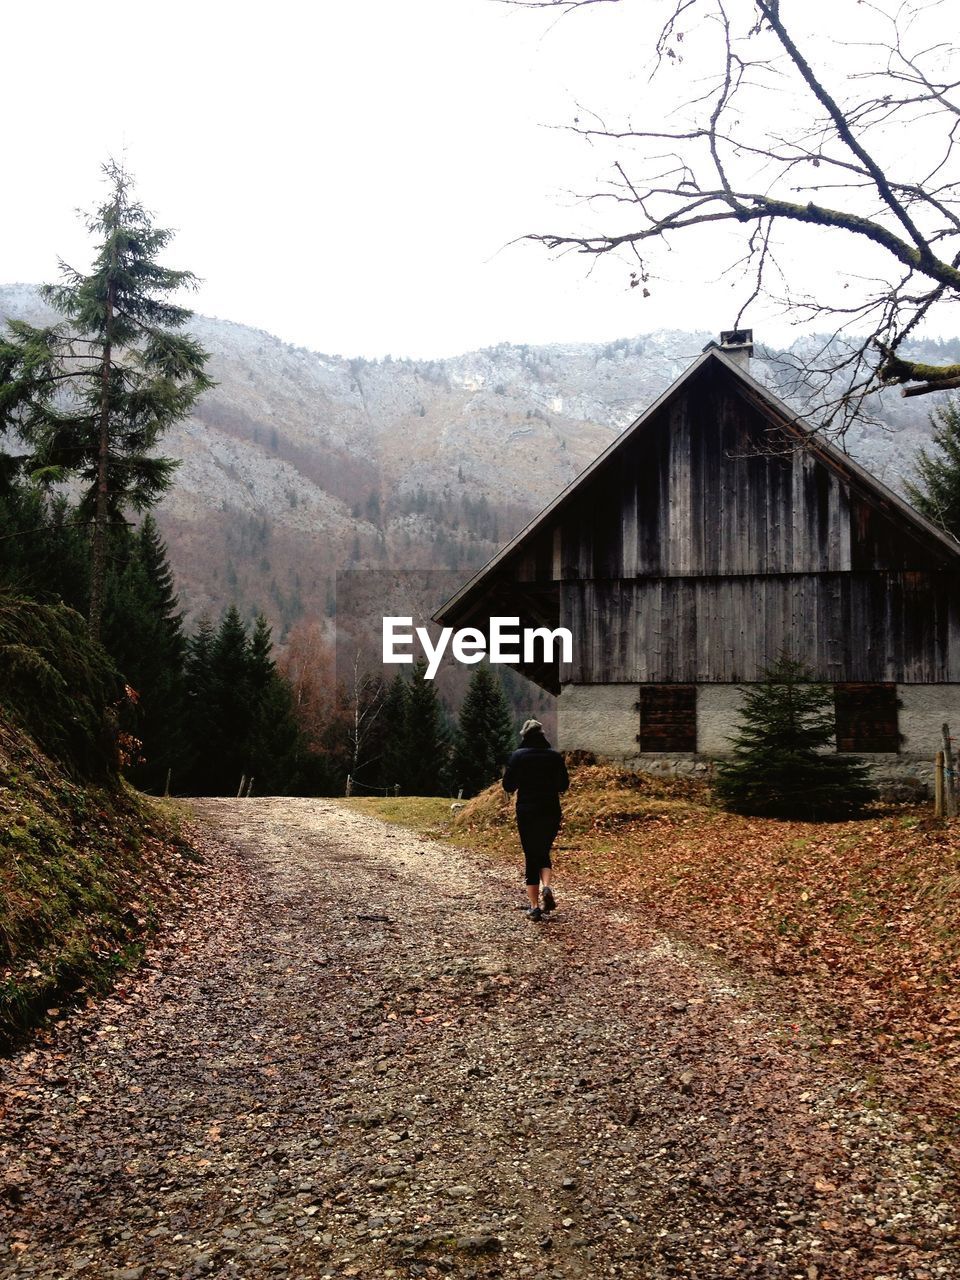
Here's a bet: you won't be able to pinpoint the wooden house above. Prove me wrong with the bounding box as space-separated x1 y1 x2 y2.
434 333 960 784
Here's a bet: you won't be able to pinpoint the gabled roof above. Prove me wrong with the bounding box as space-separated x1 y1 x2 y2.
434 346 960 626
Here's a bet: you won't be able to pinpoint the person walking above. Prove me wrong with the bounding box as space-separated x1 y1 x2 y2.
502 718 570 921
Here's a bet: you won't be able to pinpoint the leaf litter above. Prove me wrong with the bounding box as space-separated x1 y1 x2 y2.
0 795 957 1279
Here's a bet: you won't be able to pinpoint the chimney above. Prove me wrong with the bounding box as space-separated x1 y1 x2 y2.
718 328 753 369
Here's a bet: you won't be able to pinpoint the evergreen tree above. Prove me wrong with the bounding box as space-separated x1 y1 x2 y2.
207 606 254 794
245 612 304 795
404 659 451 796
451 664 515 796
41 497 91 611
184 616 216 792
0 590 123 782
378 671 412 791
181 607 305 796
248 613 276 693
713 655 877 820
102 516 187 792
906 396 960 539
2 161 213 639
0 487 88 608
253 675 304 795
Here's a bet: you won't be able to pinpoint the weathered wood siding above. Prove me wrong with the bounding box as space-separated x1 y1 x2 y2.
492 361 960 685
562 573 960 684
506 365 954 582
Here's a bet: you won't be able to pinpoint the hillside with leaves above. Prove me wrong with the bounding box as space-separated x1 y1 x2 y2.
446 765 960 1132
0 595 201 1047
0 716 202 1050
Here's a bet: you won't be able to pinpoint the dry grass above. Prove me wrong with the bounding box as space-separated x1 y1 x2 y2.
337 795 454 831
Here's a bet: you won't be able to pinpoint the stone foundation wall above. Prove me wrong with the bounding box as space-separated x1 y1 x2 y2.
555 683 642 759
696 686 748 755
556 681 960 797
897 685 960 754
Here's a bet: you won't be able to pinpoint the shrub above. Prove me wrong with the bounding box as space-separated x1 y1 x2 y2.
713 655 877 820
0 592 123 782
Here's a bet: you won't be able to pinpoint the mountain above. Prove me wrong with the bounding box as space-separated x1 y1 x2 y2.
0 284 951 635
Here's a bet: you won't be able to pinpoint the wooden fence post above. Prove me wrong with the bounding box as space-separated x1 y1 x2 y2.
935 750 945 819
246 777 255 798
345 774 353 797
942 724 957 817
393 783 400 797
237 775 247 799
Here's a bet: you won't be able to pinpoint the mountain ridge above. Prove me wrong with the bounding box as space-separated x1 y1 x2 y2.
1 284 949 634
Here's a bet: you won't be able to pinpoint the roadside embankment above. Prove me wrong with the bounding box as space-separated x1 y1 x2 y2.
0 717 201 1050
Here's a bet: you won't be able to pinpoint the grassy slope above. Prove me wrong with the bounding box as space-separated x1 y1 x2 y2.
0 716 201 1050
341 766 960 1125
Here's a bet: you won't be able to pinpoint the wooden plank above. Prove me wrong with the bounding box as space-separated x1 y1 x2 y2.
837 480 852 571
580 573 960 683
622 467 638 580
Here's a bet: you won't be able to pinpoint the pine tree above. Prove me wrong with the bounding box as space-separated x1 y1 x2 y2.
184 616 216 793
378 671 412 792
207 606 254 794
245 613 304 795
404 660 451 796
3 161 213 639
248 613 276 693
0 487 88 609
0 590 123 781
713 655 877 820
906 396 960 539
452 664 515 796
181 607 306 796
41 497 90 611
102 516 186 792
254 677 304 795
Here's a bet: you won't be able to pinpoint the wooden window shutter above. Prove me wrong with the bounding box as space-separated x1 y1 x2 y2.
637 685 697 751
833 683 899 753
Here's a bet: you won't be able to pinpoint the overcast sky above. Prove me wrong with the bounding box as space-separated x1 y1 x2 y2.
3 0 954 359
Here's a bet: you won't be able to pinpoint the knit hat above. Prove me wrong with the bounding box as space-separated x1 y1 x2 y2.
520 718 543 738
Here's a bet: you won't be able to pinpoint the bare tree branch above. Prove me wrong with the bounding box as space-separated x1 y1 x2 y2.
502 0 960 414
496 0 618 6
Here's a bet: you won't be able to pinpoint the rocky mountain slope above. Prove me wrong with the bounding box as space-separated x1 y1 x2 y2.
1 284 952 633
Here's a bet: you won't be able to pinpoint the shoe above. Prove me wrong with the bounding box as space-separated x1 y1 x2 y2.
526 906 543 922
541 886 556 914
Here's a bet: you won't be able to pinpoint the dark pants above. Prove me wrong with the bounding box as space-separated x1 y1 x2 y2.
517 804 561 886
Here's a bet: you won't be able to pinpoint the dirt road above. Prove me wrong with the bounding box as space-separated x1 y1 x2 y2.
1 798 957 1279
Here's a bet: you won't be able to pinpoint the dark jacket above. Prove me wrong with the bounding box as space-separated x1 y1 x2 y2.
503 740 570 811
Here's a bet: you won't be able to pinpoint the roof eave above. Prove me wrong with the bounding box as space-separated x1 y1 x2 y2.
433 349 717 624
719 349 960 562
433 346 960 628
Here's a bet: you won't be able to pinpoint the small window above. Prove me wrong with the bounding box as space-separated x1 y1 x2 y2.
637 684 697 752
834 683 899 753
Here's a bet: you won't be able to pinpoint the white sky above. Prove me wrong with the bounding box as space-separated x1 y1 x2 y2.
3 0 956 359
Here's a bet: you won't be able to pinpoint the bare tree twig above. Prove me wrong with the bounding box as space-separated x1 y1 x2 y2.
502 0 960 418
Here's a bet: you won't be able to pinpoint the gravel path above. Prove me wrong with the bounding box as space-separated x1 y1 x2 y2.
1 798 957 1280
